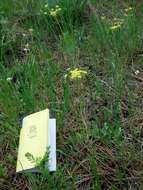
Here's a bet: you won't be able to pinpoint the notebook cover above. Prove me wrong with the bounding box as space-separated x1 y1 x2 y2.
16 109 49 172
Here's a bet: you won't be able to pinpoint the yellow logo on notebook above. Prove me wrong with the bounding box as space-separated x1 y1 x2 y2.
27 125 37 138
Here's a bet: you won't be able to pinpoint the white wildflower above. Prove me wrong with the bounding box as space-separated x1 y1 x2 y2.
6 77 13 81
135 70 140 75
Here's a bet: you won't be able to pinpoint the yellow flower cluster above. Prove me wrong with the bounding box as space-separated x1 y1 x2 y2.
65 68 87 80
41 4 62 17
125 7 133 13
110 24 121 30
110 19 123 31
124 7 133 17
49 5 62 17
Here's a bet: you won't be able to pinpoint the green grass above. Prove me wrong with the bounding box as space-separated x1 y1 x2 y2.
0 0 143 189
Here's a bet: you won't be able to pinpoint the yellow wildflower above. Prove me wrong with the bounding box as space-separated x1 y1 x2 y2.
49 5 61 17
124 7 133 17
69 68 87 80
56 5 60 8
110 24 121 30
110 19 124 31
110 18 124 30
125 7 133 12
44 4 48 8
101 16 106 20
29 28 33 32
50 10 57 17
57 7 62 11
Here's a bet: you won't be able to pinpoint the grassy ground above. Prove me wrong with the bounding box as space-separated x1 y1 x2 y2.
0 0 143 189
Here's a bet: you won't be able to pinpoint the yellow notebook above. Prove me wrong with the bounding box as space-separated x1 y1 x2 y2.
16 109 56 173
